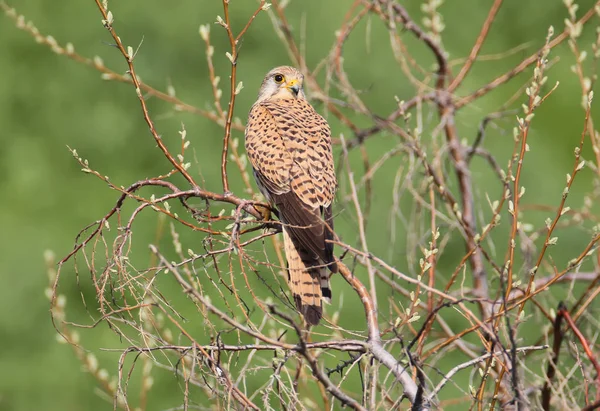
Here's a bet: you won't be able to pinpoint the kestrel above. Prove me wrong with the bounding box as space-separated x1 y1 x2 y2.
245 66 337 325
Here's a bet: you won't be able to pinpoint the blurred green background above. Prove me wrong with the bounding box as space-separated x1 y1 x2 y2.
1 1 599 410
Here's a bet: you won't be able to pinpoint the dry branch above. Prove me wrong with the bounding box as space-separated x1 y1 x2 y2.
2 0 599 409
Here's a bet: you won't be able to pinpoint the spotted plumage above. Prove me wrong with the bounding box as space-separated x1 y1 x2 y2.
245 66 337 325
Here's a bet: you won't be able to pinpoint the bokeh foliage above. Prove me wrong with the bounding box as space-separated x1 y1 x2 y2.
1 1 599 410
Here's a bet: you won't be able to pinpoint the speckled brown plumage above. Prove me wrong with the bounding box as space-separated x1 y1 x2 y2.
245 66 337 325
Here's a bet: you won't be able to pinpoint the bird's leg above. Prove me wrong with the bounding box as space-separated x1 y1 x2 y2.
253 203 281 232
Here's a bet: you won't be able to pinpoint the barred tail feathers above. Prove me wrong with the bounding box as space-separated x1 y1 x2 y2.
283 229 323 325
320 271 332 304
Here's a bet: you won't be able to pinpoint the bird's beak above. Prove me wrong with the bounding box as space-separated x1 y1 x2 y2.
286 79 300 96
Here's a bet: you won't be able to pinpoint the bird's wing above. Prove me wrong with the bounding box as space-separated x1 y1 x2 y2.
245 99 336 267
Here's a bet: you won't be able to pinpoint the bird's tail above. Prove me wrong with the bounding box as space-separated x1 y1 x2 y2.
283 229 330 325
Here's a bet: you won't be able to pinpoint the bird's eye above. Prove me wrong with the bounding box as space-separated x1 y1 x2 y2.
274 74 284 83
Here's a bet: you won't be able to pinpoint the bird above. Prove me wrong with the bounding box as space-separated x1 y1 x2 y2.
245 66 337 326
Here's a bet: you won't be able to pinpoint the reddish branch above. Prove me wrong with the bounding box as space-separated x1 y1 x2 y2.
448 0 504 92
58 178 265 266
92 0 198 188
543 302 600 409
219 0 266 192
456 2 600 108
374 0 448 84
562 308 600 400
582 400 600 411
518 96 592 311
370 0 490 317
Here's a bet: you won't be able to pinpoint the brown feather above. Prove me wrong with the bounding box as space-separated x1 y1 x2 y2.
245 68 336 325
283 230 322 325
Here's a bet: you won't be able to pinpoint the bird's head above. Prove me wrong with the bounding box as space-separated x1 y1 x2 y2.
256 66 305 102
